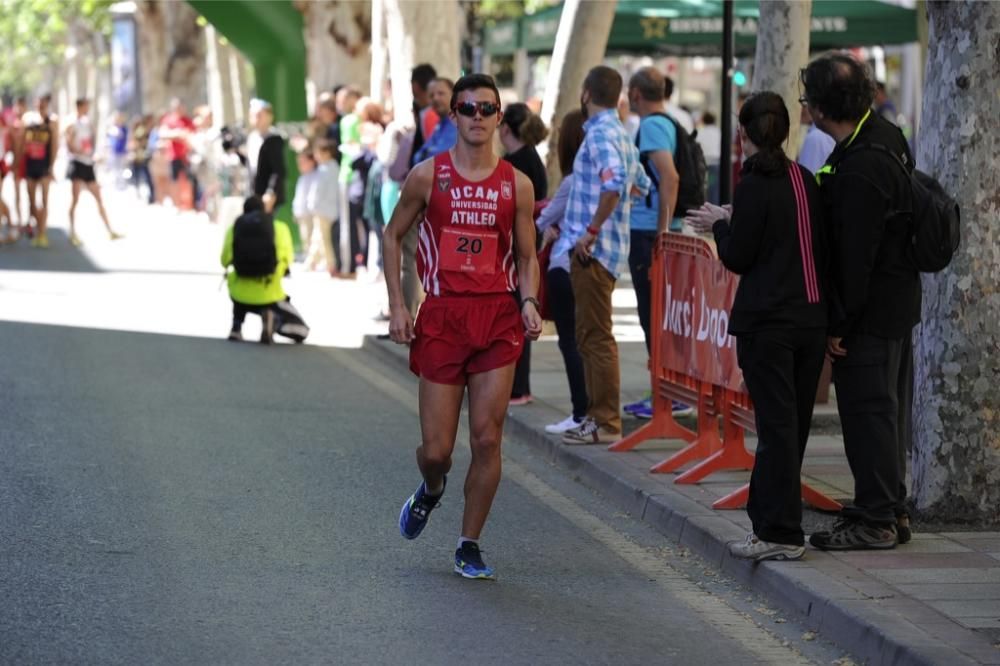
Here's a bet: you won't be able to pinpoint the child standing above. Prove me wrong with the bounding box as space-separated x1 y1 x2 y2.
292 150 318 264
311 139 340 276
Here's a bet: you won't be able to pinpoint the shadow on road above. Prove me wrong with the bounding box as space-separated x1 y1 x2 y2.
0 229 105 273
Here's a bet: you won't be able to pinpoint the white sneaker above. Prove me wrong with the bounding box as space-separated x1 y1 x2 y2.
545 415 581 434
729 533 805 561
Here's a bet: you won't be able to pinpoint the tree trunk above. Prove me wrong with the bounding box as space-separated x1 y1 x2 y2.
370 0 388 104
164 2 207 110
136 1 206 114
297 0 372 98
136 1 169 114
912 0 1000 524
751 0 811 159
538 0 617 190
383 0 461 125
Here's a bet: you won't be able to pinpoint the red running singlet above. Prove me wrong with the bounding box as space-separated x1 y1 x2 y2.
417 152 518 297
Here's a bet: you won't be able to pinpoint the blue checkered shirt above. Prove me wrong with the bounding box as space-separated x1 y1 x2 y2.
555 108 651 279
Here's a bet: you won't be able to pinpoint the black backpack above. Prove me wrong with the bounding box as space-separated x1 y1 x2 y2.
845 141 960 273
636 112 707 216
232 210 278 278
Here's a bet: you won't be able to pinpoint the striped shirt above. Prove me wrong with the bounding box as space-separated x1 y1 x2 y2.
555 109 651 278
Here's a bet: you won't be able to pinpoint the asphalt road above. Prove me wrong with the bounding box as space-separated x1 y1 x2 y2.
0 183 848 665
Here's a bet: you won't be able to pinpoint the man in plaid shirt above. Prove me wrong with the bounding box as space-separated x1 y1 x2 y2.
557 65 651 444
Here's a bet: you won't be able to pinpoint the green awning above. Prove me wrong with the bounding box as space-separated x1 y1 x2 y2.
483 0 918 57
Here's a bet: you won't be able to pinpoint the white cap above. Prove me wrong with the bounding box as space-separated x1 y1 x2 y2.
249 98 272 114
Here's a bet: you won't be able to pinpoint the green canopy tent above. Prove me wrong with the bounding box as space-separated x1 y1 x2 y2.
484 0 918 57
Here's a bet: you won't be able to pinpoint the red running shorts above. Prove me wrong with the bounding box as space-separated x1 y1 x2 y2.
409 293 525 386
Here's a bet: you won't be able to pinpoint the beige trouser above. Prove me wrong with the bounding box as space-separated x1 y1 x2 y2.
307 214 335 272
570 253 621 434
297 215 314 258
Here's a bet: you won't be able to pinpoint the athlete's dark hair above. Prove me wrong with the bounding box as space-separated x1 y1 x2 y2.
800 53 875 122
583 66 622 108
557 109 586 177
449 73 501 110
411 63 438 91
502 102 548 146
76 98 89 107
15 95 26 105
38 93 51 103
738 91 790 175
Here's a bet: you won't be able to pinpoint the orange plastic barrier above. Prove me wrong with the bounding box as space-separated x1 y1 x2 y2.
609 233 842 513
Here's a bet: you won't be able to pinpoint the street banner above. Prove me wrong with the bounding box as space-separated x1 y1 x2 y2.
659 253 743 393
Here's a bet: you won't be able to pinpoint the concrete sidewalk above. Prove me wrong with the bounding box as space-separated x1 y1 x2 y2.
366 328 1000 666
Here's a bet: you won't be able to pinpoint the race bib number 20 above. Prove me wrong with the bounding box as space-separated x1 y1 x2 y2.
439 227 499 275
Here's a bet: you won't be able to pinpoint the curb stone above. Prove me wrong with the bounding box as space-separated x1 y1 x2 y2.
361 337 994 666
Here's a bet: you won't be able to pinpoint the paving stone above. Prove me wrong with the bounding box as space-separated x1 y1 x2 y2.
872 568 1000 585
836 551 1000 570
925 600 1000 619
897 583 1000 601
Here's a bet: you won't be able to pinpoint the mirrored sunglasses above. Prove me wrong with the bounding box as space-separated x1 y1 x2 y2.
453 101 501 118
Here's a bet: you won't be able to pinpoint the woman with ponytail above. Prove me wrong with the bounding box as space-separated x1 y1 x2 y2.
500 102 549 405
686 91 829 562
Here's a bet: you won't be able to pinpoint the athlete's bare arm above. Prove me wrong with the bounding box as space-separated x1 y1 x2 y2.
64 122 76 155
48 117 59 177
384 159 434 344
512 170 542 340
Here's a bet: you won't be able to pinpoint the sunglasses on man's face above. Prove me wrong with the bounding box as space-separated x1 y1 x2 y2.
452 101 501 118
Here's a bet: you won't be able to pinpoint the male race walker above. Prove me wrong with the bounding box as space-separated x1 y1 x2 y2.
383 73 542 580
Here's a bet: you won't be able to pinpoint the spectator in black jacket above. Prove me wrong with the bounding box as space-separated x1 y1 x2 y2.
686 92 828 561
249 99 286 213
802 54 918 551
500 102 549 406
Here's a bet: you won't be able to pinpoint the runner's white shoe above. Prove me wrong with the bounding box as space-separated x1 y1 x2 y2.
545 415 581 434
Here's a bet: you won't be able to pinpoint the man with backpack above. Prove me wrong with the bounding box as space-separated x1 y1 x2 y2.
221 196 295 344
623 66 704 420
802 54 922 550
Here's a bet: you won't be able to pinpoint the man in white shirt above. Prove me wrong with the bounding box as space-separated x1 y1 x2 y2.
664 76 695 134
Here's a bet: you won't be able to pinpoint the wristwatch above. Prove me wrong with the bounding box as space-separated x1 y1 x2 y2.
521 297 541 311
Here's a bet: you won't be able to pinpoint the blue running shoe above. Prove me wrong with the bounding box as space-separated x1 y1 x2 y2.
398 477 446 540
634 402 654 419
672 401 694 417
624 395 651 415
454 541 496 580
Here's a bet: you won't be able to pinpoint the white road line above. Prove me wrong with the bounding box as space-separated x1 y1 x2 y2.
333 348 814 666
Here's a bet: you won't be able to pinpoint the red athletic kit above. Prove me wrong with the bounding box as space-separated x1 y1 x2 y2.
410 152 524 385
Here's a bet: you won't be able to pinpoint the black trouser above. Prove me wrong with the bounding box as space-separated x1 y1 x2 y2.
511 339 532 398
547 267 589 420
333 204 363 273
738 327 827 546
132 160 154 203
628 229 657 355
834 333 912 526
231 300 273 329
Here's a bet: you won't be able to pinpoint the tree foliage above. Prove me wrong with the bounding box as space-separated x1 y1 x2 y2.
0 0 115 95
472 0 559 24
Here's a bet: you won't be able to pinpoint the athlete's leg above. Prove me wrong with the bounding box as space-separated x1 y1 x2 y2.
86 181 115 234
38 177 51 236
14 175 24 225
417 378 465 491
26 179 40 233
68 179 83 238
462 363 517 540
